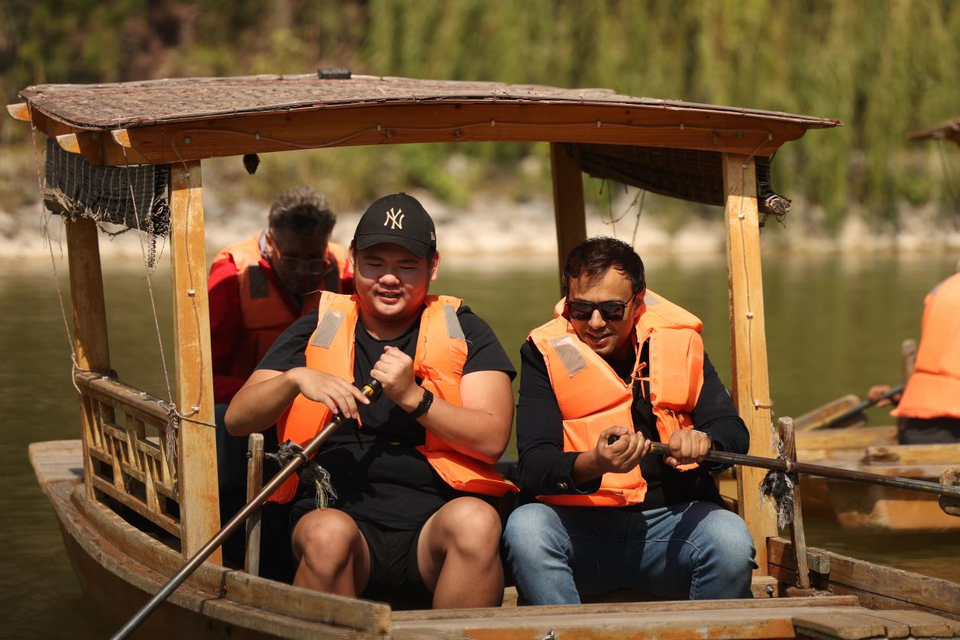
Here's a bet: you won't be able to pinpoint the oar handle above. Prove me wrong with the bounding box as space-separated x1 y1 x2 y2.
822 383 905 429
645 440 960 499
111 378 382 640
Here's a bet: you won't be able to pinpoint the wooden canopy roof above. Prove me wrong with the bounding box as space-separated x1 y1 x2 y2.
12 74 840 167
908 118 960 146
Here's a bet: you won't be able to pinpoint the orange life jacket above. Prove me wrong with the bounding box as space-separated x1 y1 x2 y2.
270 292 518 503
213 233 348 380
527 290 705 507
892 272 960 420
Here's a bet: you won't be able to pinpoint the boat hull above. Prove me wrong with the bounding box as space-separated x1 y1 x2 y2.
796 427 960 532
31 440 960 639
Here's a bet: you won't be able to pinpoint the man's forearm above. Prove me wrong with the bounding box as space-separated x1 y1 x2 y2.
225 369 301 437
571 450 602 487
399 388 511 463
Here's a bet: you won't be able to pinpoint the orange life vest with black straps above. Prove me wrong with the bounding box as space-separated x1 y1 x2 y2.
213 233 348 380
527 290 705 507
892 272 960 420
270 292 518 503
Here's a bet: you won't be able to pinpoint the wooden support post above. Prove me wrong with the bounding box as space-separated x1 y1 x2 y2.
722 153 778 574
66 217 111 499
245 433 265 576
550 143 587 287
901 338 917 382
169 161 221 564
777 417 810 589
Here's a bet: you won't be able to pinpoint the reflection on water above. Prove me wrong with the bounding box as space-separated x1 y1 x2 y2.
2 251 958 637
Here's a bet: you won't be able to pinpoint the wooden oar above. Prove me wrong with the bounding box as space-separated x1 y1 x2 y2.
112 379 383 640
645 441 960 501
795 394 863 432
799 384 904 432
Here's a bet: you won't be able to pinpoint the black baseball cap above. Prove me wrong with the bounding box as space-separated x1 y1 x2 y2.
353 192 437 257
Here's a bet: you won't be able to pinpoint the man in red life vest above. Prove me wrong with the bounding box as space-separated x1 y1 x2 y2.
209 186 350 568
225 193 517 608
503 237 755 604
209 186 351 406
868 270 960 444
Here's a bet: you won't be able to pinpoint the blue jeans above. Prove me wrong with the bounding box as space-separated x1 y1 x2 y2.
503 501 756 604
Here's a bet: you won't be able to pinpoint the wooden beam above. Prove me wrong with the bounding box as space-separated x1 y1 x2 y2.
169 161 221 563
244 433 264 576
777 417 810 590
6 102 30 121
111 129 131 147
550 142 587 286
56 131 109 165
56 133 82 154
66 218 112 500
95 102 807 166
722 153 779 573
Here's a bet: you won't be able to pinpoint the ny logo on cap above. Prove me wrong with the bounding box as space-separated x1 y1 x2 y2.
384 207 404 230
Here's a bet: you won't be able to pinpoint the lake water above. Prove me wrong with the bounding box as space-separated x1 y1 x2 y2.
2 250 959 638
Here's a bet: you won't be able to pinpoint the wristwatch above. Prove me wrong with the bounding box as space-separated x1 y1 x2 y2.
408 388 434 419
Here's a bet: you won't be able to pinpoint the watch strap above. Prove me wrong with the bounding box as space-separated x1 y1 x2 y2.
408 388 434 419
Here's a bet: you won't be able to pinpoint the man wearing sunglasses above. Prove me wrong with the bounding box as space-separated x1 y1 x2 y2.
503 236 756 605
208 186 351 570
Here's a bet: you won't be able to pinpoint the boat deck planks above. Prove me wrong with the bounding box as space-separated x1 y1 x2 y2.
29 439 83 489
393 603 960 639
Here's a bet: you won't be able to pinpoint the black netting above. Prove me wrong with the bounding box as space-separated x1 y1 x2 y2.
43 139 170 266
578 144 791 223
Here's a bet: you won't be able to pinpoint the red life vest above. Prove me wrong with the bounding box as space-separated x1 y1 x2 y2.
270 292 518 503
527 291 705 507
212 233 348 380
893 272 960 420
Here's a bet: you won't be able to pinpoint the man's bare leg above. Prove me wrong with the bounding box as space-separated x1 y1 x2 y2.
418 497 504 608
292 508 371 596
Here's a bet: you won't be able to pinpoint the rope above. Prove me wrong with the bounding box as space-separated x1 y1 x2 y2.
734 135 775 418
936 139 959 207
28 101 90 395
121 147 176 406
597 182 646 244
168 139 209 423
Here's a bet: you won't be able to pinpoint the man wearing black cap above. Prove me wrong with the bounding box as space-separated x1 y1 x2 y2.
226 193 518 608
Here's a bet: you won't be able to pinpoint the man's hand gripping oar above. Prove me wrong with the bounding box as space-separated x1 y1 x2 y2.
111 378 383 640
607 432 960 514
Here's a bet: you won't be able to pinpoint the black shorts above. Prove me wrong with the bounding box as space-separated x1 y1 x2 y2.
899 417 960 444
290 502 433 608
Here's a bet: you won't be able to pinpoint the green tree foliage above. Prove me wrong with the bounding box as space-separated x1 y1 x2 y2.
1 0 957 225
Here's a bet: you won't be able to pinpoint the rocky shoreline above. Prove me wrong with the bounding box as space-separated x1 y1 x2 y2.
1 189 959 260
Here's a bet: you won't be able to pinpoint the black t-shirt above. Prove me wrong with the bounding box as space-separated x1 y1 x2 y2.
257 305 516 530
515 338 749 510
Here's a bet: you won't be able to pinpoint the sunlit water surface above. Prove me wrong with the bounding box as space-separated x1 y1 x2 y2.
3 251 959 638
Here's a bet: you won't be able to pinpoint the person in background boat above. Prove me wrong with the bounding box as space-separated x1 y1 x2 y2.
503 237 756 605
208 186 351 570
225 193 517 608
868 270 960 444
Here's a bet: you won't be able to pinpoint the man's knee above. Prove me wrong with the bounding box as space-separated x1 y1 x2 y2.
438 498 502 558
699 509 756 573
503 503 565 557
293 510 362 571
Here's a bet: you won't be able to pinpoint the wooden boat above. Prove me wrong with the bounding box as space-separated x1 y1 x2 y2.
789 119 960 533
795 422 960 531
11 74 960 638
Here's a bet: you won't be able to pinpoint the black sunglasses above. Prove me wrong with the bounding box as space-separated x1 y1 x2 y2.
565 300 630 322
